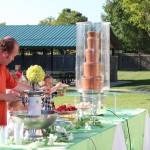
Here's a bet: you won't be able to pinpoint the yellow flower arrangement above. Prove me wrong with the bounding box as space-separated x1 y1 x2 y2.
26 65 45 82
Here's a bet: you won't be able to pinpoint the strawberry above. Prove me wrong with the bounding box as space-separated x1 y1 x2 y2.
55 104 77 112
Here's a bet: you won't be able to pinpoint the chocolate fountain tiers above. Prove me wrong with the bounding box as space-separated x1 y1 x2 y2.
82 76 103 90
85 50 100 62
82 31 103 91
76 22 110 116
83 62 102 77
76 22 110 93
87 31 100 49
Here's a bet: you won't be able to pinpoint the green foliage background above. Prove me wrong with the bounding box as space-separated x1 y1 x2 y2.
102 0 150 53
39 8 87 25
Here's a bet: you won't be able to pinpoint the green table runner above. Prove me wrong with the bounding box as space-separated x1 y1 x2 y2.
0 108 146 150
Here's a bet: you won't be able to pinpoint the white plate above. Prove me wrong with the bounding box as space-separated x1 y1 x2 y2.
61 84 69 88
55 117 67 123
57 110 77 115
79 107 91 110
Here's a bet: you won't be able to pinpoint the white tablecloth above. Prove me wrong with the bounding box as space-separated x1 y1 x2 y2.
143 111 150 150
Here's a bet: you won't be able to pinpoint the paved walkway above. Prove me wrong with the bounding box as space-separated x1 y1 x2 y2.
64 80 150 95
109 89 150 94
110 81 132 87
110 81 150 94
68 81 132 88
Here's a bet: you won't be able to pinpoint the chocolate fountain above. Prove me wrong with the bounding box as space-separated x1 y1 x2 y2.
10 65 58 141
11 86 58 141
76 22 110 116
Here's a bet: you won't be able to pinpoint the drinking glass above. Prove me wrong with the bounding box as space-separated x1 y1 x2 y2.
0 126 8 144
14 123 24 145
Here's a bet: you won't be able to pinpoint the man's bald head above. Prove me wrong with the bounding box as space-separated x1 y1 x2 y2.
0 36 19 54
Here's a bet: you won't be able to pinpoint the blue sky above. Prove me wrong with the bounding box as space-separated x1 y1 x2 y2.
0 0 106 25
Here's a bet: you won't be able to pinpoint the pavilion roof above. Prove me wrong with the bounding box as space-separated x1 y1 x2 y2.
0 24 122 50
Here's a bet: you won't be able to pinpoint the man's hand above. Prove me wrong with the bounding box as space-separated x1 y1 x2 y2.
2 93 21 103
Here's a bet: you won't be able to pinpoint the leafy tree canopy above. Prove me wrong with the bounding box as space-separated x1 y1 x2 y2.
122 0 150 33
39 16 55 25
39 8 88 25
0 22 6 26
102 0 150 54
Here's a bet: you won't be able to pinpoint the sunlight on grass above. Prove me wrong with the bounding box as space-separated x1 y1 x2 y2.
105 93 150 110
54 71 150 114
113 71 150 91
118 71 150 80
54 91 150 114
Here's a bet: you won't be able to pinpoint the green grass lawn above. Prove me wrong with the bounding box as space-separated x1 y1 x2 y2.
54 70 150 114
115 71 150 91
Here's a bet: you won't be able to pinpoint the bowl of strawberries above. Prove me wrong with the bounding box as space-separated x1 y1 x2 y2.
54 104 78 120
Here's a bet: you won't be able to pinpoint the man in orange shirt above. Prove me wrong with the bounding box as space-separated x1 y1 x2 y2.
0 36 32 126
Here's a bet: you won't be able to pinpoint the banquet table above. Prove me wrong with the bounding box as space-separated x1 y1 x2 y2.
0 108 147 150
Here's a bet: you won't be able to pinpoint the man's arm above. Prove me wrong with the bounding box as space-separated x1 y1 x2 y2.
0 93 21 102
13 82 32 92
0 83 32 103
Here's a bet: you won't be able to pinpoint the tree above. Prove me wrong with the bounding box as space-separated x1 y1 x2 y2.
102 0 150 53
55 8 88 25
122 0 150 34
39 16 55 25
39 8 88 25
0 22 6 25
39 8 88 54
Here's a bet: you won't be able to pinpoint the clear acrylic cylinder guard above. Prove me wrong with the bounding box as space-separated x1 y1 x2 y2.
76 22 110 93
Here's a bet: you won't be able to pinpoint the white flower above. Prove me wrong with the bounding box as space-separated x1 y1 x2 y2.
85 123 91 130
48 138 54 145
55 126 62 133
42 129 46 132
48 134 57 145
55 126 67 134
67 133 74 141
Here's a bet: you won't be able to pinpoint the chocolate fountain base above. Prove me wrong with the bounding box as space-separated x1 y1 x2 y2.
10 110 58 130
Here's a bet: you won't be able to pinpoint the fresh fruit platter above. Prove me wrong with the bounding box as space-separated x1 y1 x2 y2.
54 104 78 114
